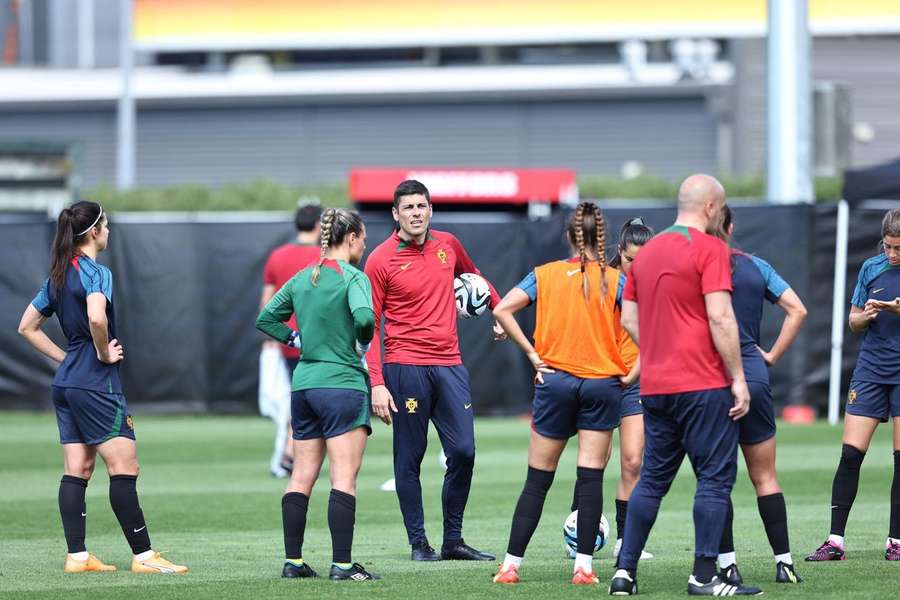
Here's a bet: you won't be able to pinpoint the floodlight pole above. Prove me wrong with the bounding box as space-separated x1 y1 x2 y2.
828 199 849 425
116 0 135 190
767 0 813 204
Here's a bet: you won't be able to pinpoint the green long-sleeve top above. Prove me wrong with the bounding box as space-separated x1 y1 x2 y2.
256 258 375 394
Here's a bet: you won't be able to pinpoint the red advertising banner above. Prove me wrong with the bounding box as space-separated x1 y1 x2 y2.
350 168 577 204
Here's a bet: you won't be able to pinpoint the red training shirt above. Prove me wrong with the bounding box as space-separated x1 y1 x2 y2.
364 229 500 387
263 242 320 358
622 225 733 395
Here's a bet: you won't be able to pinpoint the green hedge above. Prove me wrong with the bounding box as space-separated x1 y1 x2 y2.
87 175 843 212
578 174 842 202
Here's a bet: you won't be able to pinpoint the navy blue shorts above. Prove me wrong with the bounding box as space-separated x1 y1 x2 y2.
532 371 621 439
846 380 900 423
621 382 643 418
52 386 135 446
738 380 776 445
291 388 371 440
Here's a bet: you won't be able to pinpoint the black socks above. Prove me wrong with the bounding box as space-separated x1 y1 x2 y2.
693 556 717 583
830 444 866 536
758 492 790 555
615 499 628 541
719 498 735 555
506 466 555 557
328 489 356 564
891 450 900 539
59 475 88 553
109 474 151 555
575 466 605 556
282 492 309 559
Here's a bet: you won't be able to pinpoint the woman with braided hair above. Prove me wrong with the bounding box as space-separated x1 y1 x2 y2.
492 202 626 586
257 208 380 581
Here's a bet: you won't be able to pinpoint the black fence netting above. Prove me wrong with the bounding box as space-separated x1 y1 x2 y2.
0 202 889 415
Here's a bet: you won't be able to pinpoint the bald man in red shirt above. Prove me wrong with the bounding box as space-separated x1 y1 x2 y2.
609 175 761 596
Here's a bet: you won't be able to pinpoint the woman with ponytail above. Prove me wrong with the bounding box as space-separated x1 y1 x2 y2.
257 208 380 581
492 202 626 586
17 201 187 574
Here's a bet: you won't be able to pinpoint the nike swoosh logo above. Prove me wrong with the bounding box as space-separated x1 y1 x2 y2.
464 403 472 409
400 262 413 271
566 269 580 276
81 512 87 517
133 525 146 533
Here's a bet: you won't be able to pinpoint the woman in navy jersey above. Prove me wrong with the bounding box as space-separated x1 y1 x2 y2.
18 201 186 574
807 208 900 563
711 205 806 584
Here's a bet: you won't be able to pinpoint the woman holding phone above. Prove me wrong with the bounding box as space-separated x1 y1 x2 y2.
806 208 900 562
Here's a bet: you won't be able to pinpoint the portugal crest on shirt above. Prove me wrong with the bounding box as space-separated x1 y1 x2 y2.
848 389 856 405
437 249 447 264
126 415 134 430
406 398 418 413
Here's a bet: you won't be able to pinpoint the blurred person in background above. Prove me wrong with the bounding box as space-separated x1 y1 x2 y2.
257 208 379 581
17 201 187 574
260 200 322 478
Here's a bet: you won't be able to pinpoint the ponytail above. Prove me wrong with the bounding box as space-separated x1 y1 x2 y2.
49 201 103 292
609 217 654 268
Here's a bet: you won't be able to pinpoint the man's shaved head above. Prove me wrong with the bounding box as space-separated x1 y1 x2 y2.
674 174 727 233
677 174 725 213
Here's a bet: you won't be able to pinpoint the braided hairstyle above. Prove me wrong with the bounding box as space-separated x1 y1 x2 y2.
310 208 364 286
566 201 608 301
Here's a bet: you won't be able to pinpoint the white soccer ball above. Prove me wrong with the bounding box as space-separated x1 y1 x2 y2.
454 273 491 319
563 510 610 555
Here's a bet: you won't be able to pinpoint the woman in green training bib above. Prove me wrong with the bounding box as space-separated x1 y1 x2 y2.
257 208 379 582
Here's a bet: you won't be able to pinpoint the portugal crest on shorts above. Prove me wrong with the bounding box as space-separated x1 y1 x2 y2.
437 248 447 264
405 398 418 413
126 415 134 430
848 389 856 405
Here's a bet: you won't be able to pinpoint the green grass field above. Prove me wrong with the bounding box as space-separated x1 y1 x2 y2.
0 413 896 599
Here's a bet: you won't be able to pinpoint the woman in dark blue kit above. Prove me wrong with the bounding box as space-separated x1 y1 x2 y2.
712 205 807 584
18 201 187 574
807 208 900 563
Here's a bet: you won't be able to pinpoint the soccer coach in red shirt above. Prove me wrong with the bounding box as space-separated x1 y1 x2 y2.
365 180 501 562
608 175 761 596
